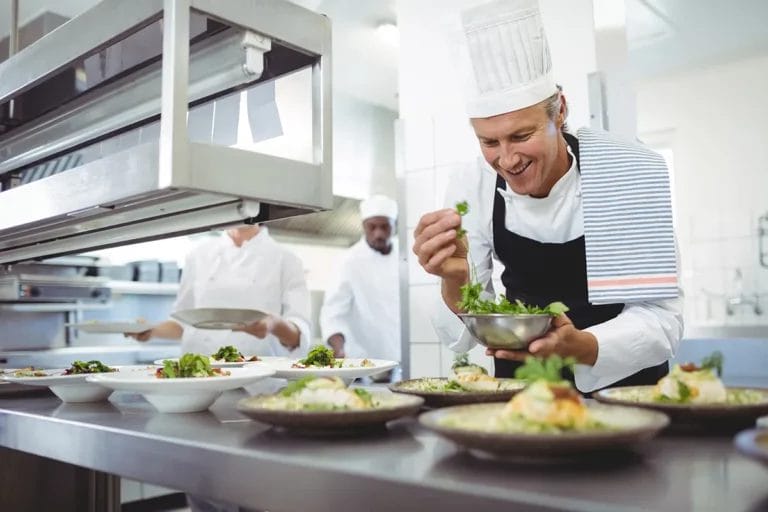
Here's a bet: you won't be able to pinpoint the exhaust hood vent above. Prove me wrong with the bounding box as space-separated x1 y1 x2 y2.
0 0 332 265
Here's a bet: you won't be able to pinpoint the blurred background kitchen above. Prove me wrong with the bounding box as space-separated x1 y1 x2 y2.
1 0 768 390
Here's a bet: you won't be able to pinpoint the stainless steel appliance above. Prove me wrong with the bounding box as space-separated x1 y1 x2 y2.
0 0 332 265
0 274 111 302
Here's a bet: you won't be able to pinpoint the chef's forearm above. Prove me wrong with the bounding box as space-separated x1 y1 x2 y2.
150 320 184 340
273 319 301 349
441 276 467 314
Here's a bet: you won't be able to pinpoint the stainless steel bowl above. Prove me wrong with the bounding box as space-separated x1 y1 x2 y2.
457 314 552 350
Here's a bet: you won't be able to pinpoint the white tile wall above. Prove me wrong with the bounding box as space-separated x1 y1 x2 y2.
402 116 435 172
405 168 437 229
638 53 768 330
409 284 442 343
410 343 441 378
407 228 439 286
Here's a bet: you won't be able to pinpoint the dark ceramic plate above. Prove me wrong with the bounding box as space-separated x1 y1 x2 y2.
734 429 768 467
237 392 423 431
595 386 768 430
419 402 669 457
389 378 525 408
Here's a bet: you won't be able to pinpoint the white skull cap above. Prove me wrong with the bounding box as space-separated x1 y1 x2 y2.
360 195 398 221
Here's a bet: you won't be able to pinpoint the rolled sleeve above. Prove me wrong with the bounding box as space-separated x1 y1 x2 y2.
575 297 684 392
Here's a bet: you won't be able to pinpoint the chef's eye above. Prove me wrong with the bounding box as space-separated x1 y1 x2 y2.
510 133 533 142
480 139 498 147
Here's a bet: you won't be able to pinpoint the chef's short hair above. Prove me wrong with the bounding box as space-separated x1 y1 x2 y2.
544 85 569 133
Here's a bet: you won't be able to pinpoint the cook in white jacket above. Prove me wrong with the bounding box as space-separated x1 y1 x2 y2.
127 224 311 358
414 0 683 392
320 195 401 367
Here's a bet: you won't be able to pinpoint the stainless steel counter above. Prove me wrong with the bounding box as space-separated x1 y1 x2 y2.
0 391 767 512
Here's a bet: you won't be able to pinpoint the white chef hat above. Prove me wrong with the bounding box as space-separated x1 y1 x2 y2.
460 0 557 118
359 195 398 221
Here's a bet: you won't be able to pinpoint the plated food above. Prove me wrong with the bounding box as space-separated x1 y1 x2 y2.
1 360 121 403
420 356 668 457
267 345 397 380
390 354 525 407
237 376 423 431
154 345 260 368
595 352 768 429
87 354 275 413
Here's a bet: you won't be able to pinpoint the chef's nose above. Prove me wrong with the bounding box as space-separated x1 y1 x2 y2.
497 142 521 172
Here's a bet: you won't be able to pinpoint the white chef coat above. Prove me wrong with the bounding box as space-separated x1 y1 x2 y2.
320 238 401 362
432 146 684 392
173 228 311 358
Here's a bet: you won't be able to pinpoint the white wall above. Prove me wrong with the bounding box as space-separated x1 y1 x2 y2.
636 53 768 329
397 0 598 378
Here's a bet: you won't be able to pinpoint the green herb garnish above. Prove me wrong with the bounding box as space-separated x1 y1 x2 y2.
281 376 316 396
299 345 337 367
212 345 243 362
514 355 576 384
158 353 217 378
353 388 374 406
700 351 724 377
64 360 116 375
677 380 692 402
455 201 469 238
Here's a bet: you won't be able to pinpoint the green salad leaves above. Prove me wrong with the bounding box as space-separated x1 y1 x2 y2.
64 360 116 375
453 201 569 317
514 355 576 384
213 345 243 362
458 281 569 316
298 345 341 368
159 353 218 378
700 351 724 377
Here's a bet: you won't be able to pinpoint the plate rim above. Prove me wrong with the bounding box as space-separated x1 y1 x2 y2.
389 377 526 396
86 365 276 387
734 428 768 465
594 385 768 411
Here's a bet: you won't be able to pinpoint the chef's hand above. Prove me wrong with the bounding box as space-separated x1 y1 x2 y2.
237 316 277 339
327 333 345 358
124 329 153 342
485 314 599 366
412 209 468 281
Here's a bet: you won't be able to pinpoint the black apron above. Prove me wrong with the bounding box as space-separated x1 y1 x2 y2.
491 132 668 389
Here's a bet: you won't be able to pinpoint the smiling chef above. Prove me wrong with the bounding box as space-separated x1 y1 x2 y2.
414 0 683 392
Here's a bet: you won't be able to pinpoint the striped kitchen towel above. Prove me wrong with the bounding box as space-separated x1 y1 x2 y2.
577 127 678 304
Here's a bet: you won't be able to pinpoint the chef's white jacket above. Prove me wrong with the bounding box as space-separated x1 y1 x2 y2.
320 238 401 362
173 228 311 357
432 151 683 392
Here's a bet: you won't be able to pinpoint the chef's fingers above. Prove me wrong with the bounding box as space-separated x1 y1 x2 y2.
413 209 459 238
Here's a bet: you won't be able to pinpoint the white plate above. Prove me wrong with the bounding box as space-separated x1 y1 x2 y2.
1 366 148 403
152 357 261 369
87 366 276 413
264 358 399 380
65 322 157 334
171 308 268 330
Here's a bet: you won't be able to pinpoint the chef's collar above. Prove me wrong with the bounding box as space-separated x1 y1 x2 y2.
222 226 269 249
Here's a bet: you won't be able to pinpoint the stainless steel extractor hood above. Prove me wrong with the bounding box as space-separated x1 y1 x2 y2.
0 0 332 264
